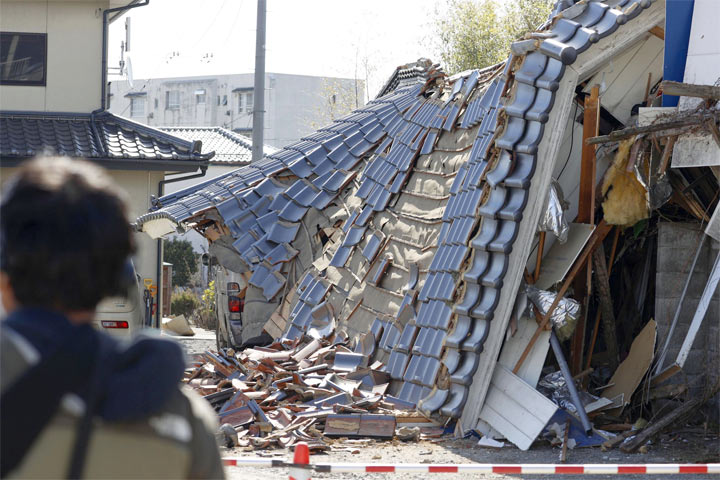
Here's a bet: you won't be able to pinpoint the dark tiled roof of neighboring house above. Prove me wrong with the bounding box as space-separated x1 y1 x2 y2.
0 111 212 170
136 0 662 426
159 126 277 165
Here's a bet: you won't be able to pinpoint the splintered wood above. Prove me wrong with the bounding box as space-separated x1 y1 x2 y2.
184 337 443 451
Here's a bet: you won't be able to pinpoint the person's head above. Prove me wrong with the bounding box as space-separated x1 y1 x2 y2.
0 157 135 316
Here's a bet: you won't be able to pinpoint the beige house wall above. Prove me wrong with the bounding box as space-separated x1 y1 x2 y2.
0 0 107 112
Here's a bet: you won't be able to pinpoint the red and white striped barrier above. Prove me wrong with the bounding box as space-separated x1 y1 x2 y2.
222 458 720 475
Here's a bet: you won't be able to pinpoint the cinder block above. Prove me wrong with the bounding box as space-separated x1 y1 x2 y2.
658 222 704 249
655 271 713 300
654 296 703 329
656 247 710 274
681 349 706 375
708 325 720 354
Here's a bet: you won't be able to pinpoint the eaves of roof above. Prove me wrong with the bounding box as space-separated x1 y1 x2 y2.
0 110 214 167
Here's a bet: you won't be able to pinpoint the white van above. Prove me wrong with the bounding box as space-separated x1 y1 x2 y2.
94 263 145 339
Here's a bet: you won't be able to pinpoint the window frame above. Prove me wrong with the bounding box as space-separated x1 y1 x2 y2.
130 96 145 117
244 92 253 114
0 31 48 86
195 89 206 105
166 90 180 109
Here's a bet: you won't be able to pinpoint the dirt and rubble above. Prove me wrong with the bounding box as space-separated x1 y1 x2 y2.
220 432 719 480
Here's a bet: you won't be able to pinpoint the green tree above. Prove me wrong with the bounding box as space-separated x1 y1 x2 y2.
432 0 553 75
164 239 198 287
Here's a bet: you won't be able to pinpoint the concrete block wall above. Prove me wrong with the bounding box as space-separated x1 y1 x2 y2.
655 222 720 421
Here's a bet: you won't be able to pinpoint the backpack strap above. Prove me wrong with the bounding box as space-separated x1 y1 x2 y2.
0 326 99 477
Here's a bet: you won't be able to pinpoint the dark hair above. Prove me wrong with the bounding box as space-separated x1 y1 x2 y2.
0 157 135 310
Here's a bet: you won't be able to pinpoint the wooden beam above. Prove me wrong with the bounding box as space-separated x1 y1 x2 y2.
658 135 678 174
578 86 600 223
571 85 600 374
587 111 720 145
513 220 612 374
533 231 546 283
649 25 665 40
592 243 620 372
620 397 703 452
651 364 682 386
706 118 720 149
584 226 620 379
662 80 720 100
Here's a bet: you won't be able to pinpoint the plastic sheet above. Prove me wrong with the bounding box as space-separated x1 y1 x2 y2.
537 370 599 415
526 286 580 341
538 180 569 243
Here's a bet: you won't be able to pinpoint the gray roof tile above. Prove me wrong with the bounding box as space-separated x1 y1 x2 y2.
159 126 277 164
1 111 211 164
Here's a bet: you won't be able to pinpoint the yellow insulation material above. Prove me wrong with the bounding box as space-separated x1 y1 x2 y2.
601 137 649 226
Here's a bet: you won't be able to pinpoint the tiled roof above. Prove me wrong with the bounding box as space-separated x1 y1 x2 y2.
159 126 277 165
0 111 212 167
137 0 660 424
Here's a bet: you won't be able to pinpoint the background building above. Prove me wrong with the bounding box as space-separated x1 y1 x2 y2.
109 73 364 149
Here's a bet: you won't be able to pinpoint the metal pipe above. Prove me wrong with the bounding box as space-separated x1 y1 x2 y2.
251 0 266 162
654 233 706 375
550 329 593 435
154 167 207 328
100 0 149 111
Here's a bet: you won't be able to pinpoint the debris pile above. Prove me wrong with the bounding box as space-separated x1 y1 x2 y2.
185 336 447 451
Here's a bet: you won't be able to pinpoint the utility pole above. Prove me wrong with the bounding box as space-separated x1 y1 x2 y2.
251 0 266 163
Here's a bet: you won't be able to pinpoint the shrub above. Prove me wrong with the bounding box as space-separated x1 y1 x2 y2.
170 290 200 318
196 281 218 330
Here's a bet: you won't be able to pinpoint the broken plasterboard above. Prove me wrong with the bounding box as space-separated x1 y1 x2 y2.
477 364 558 451
671 132 720 169
161 315 194 336
535 223 595 290
602 319 657 414
498 315 550 389
638 107 676 126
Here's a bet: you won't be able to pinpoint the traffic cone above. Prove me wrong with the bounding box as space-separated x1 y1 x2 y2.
288 442 311 480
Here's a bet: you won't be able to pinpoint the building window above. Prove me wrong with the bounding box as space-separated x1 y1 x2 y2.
166 90 180 109
0 32 47 86
130 97 145 117
237 91 253 114
195 89 206 104
222 94 227 106
154 98 158 109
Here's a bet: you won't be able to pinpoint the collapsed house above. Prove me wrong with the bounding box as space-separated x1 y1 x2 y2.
136 0 719 451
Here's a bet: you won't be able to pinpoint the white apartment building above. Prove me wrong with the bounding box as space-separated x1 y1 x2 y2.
109 73 364 149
